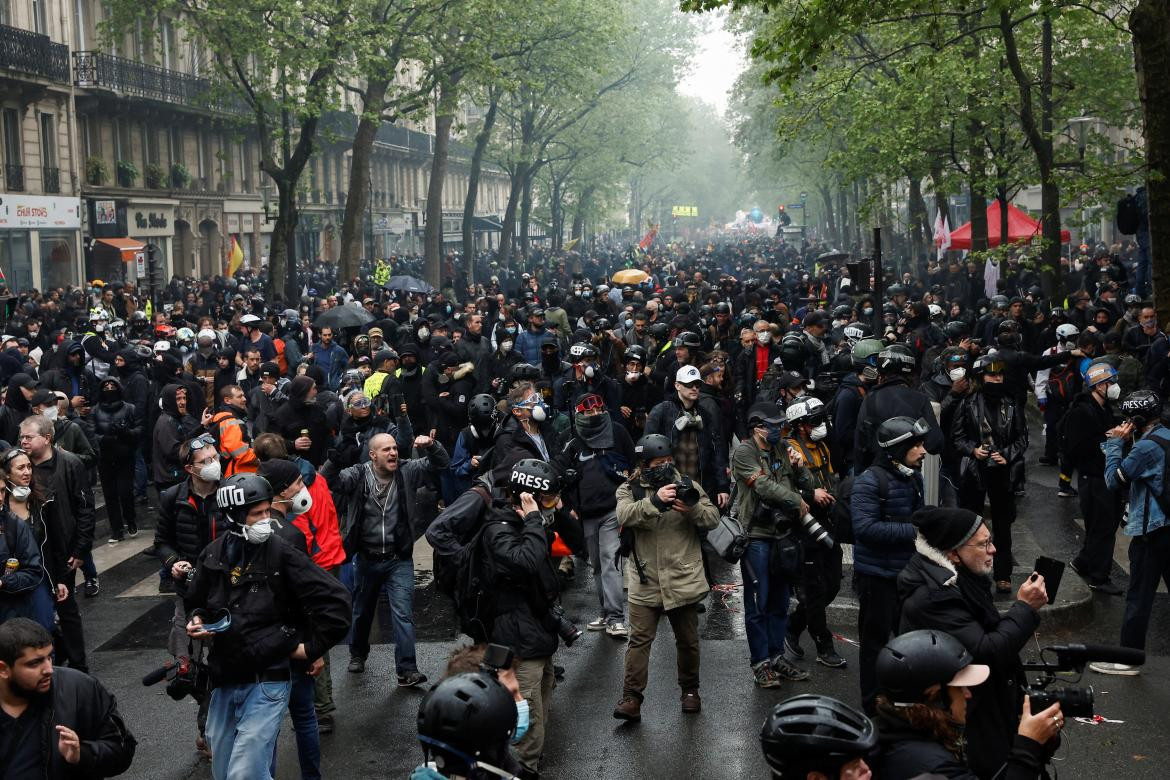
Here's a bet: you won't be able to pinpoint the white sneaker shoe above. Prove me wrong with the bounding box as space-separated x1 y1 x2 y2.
1088 661 1140 676
587 617 607 631
605 622 630 638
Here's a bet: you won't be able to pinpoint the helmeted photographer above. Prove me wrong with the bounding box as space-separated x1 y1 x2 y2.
415 671 520 780
612 434 719 721
480 458 565 775
873 629 1061 780
180 472 351 780
852 344 943 474
897 508 1049 778
851 416 927 714
759 694 877 780
731 401 815 688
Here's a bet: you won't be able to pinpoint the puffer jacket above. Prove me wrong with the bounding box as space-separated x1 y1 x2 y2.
615 469 719 610
898 537 1039 780
482 503 562 659
154 480 229 568
32 666 137 780
0 509 44 622
850 454 923 579
731 437 815 540
92 378 142 458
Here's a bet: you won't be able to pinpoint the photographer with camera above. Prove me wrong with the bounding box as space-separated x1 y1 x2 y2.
180 473 350 780
873 629 1062 780
612 434 719 721
731 401 816 688
898 508 1049 778
480 459 566 776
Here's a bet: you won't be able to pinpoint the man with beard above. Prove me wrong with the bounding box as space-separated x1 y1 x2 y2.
209 384 258 476
898 508 1048 780
0 618 137 778
555 393 635 638
397 343 429 440
187 329 221 408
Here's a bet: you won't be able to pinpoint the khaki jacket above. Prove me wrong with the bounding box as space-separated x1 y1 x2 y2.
731 438 814 540
616 471 719 610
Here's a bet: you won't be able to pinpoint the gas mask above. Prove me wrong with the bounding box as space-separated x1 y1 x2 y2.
283 486 312 516
674 412 703 431
583 363 596 379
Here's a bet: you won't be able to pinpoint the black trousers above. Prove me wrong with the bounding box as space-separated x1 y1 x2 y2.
1073 474 1122 584
960 467 1017 582
1121 526 1170 649
54 569 88 673
788 543 843 645
854 572 899 715
99 455 136 535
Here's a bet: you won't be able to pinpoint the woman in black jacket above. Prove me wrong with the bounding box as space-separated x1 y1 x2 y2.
1 448 69 631
93 377 142 542
950 355 1028 592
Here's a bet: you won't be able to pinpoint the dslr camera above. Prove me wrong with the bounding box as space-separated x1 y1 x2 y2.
674 475 700 506
142 654 211 703
547 604 582 647
1022 643 1146 718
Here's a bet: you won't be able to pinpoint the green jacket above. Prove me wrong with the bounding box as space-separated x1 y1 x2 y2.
731 438 814 540
615 470 719 610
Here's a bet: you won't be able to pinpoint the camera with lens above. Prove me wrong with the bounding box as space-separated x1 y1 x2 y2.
478 643 515 679
798 513 835 549
674 475 700 506
548 604 582 647
1022 643 1146 720
142 654 210 703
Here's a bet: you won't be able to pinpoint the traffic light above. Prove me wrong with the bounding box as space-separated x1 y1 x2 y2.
777 205 792 227
146 244 161 303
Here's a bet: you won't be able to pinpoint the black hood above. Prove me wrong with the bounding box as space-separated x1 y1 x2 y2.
160 383 185 417
99 376 125 406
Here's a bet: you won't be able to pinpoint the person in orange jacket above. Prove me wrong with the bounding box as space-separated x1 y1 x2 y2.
210 384 258 476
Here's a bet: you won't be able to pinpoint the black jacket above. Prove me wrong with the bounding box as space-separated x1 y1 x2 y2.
853 377 944 473
554 419 634 520
644 394 730 498
152 384 197 486
951 389 1029 477
483 504 561 660
92 378 142 458
181 532 351 683
876 715 1047 780
154 480 228 568
32 448 94 559
898 544 1040 779
1061 391 1115 476
270 382 332 467
490 415 557 487
28 666 136 779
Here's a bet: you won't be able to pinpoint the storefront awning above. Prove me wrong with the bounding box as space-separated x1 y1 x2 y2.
471 216 503 232
94 237 145 262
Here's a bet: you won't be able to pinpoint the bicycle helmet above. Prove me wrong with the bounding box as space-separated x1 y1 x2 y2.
877 416 930 453
624 345 649 365
508 363 541 383
876 629 989 704
784 395 826 427
850 338 884 370
634 433 673 463
1055 323 1079 343
760 695 877 779
676 331 702 349
1119 389 1162 429
215 473 275 526
417 672 516 776
507 458 560 497
877 343 916 376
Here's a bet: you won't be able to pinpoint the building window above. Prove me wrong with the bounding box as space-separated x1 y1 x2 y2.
0 1 10 27
0 231 32 292
39 113 58 193
39 232 75 290
32 0 47 34
81 115 100 160
113 118 131 162
3 108 22 191
142 123 158 165
168 126 182 166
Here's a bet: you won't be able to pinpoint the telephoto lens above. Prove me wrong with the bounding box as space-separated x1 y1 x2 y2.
799 513 835 548
549 605 582 647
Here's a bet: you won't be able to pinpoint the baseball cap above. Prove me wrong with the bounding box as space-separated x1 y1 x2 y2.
676 365 702 384
259 362 280 379
368 327 383 338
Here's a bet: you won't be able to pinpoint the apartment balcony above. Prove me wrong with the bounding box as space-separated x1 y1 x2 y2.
42 165 59 193
73 51 246 113
0 24 69 82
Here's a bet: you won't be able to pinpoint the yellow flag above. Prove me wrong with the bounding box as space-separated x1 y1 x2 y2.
227 236 244 276
564 238 580 252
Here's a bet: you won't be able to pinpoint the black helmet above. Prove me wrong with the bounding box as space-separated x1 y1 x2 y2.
943 320 970 341
877 416 929 452
417 672 516 774
996 319 1022 347
972 354 1006 377
568 342 599 361
842 323 872 344
877 344 915 376
130 310 148 324
1120 389 1162 428
624 345 648 364
467 393 497 426
990 294 1010 310
648 322 670 340
676 331 702 349
634 433 673 463
832 304 852 320
714 302 731 315
760 695 877 779
737 311 758 328
779 332 809 370
215 473 274 525
508 363 541 383
507 458 560 496
876 629 988 704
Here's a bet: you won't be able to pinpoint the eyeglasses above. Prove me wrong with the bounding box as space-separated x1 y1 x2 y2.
965 536 995 551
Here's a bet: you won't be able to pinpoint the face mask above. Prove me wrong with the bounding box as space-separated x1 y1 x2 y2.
863 307 874 316
626 371 641 383
810 422 828 441
764 425 783 444
241 517 275 544
756 331 771 345
948 367 966 382
512 699 531 744
285 486 312 516
500 340 513 353
42 407 58 421
1106 383 1121 400
100 389 119 404
577 411 608 431
498 312 505 321
417 327 430 340
198 460 222 482
8 483 30 501
583 364 596 379
643 462 674 487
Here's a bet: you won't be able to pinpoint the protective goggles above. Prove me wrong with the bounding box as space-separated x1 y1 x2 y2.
1 447 27 464
537 492 560 510
348 397 372 409
574 394 606 414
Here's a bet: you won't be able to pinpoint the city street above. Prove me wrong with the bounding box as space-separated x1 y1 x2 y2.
71 423 1170 780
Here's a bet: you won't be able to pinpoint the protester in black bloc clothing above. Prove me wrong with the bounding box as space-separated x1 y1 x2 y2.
853 344 944 474
829 338 883 476
92 377 142 543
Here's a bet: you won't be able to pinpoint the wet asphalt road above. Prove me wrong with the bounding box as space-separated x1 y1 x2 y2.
79 422 1169 779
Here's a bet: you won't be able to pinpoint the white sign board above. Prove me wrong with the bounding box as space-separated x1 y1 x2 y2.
0 195 82 229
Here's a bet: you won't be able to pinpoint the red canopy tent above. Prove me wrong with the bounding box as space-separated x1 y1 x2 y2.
947 201 1071 250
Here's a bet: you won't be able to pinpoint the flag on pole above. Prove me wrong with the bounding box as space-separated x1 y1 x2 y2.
563 238 580 252
226 235 244 276
638 223 659 251
933 212 951 260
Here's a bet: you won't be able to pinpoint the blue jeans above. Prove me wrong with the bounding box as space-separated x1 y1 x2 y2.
284 673 321 780
206 679 291 780
741 540 790 665
349 554 418 674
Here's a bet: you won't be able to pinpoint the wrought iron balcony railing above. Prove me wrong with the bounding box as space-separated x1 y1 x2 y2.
0 24 69 82
42 165 59 193
73 51 246 113
6 164 24 192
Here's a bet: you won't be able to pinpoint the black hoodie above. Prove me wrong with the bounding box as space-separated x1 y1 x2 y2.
93 377 142 456
152 383 197 486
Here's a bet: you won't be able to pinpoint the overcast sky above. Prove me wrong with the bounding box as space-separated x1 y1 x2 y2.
677 9 746 116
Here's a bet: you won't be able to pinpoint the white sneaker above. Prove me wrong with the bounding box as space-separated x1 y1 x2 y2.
587 617 607 631
1088 661 1140 676
605 622 630 638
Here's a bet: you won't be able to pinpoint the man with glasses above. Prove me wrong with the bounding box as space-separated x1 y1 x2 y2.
20 415 94 673
644 365 730 510
154 434 227 755
898 507 1048 779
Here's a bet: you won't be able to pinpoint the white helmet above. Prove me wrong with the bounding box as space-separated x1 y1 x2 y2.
785 395 826 425
239 314 261 325
153 340 171 353
1055 323 1079 342
196 328 217 346
927 304 943 319
89 308 109 322
175 327 195 346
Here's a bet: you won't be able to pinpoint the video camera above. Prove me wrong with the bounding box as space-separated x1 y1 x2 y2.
142 653 211 703
1021 643 1145 717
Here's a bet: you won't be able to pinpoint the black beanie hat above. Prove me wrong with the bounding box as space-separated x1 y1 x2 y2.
258 458 301 496
911 507 984 552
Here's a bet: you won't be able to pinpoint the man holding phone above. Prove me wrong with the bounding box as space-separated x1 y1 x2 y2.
897 507 1048 780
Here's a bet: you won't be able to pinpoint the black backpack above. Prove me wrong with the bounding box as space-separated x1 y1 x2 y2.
1116 194 1142 235
831 468 890 545
452 519 507 643
429 483 493 600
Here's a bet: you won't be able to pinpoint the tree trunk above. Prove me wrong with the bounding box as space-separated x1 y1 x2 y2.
270 181 299 305
519 172 534 259
908 174 928 275
495 163 527 266
461 94 499 275
837 186 849 250
818 184 837 245
424 99 454 289
339 78 388 286
1131 0 1170 322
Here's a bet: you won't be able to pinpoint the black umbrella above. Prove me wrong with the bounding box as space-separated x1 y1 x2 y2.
314 305 374 330
816 250 850 263
384 275 434 294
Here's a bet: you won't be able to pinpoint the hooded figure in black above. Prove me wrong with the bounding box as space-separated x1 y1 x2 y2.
152 383 197 489
94 377 142 539
397 343 429 438
271 374 332 467
0 372 36 445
